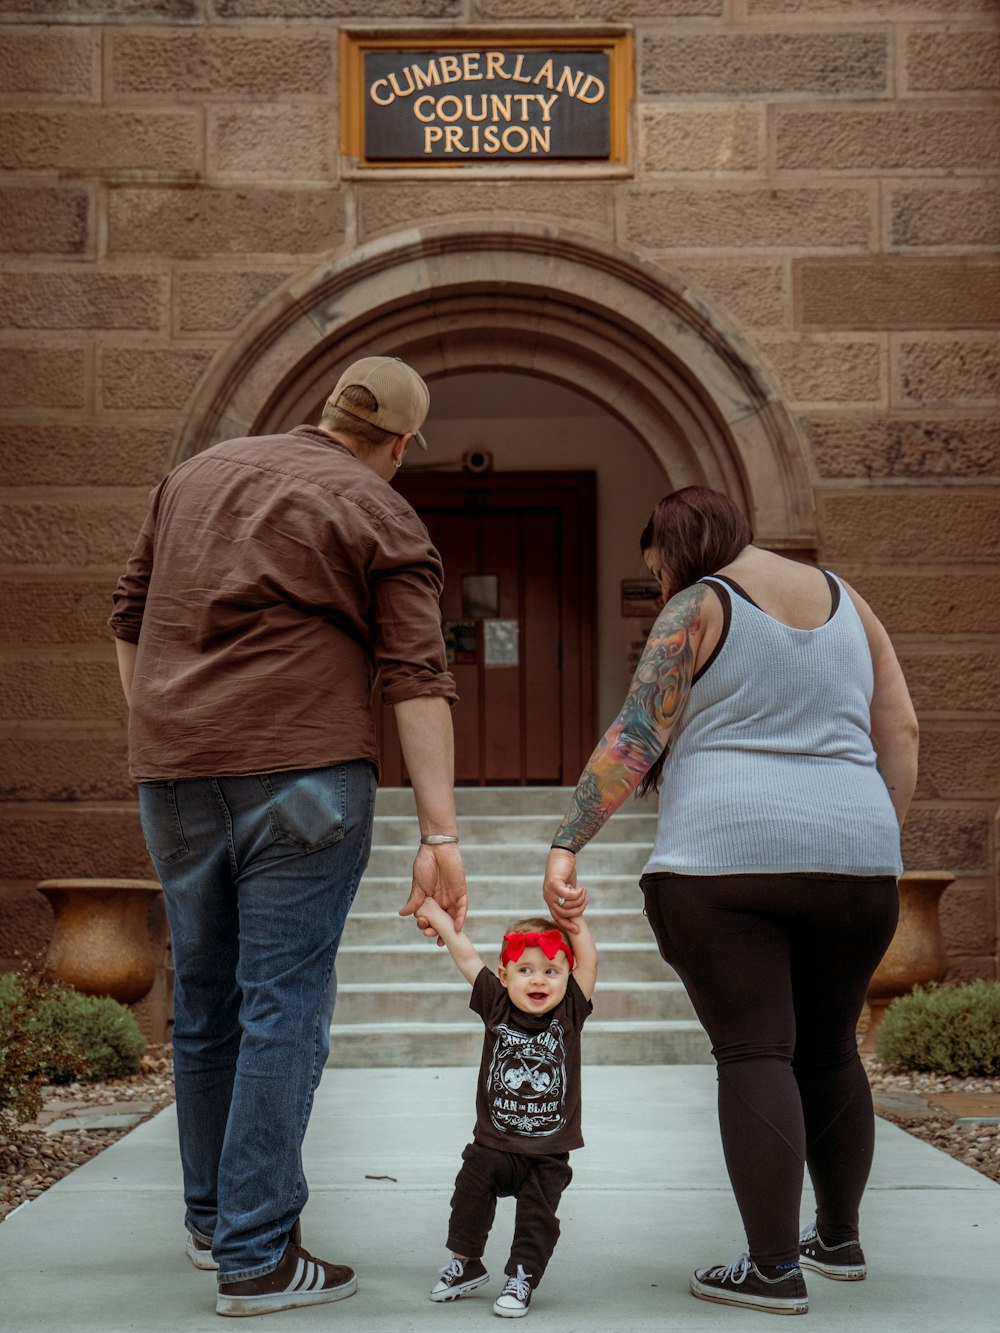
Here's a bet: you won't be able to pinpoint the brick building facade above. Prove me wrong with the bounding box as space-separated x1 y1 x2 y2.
1 1 998 983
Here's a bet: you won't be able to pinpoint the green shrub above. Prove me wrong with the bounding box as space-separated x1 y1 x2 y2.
0 967 145 1097
876 980 1000 1077
29 986 146 1083
0 968 87 1137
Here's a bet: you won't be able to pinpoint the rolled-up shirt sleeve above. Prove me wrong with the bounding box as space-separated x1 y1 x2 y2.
368 509 458 707
107 482 161 644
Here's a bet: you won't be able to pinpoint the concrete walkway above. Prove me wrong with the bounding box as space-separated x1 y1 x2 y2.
1 1066 997 1333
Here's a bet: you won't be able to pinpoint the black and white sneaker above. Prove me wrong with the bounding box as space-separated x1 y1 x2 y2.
216 1236 356 1317
429 1256 490 1302
185 1233 218 1271
493 1265 533 1318
690 1253 808 1316
799 1222 867 1281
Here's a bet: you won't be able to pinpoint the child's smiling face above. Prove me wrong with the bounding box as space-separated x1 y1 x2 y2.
499 946 572 1016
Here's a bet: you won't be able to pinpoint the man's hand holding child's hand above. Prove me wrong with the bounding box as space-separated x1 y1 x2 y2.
410 893 450 945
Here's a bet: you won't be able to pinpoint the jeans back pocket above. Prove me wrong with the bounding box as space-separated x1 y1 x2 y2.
258 766 348 852
137 781 190 865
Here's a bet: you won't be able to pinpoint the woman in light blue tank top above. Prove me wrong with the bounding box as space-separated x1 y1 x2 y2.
542 486 919 1318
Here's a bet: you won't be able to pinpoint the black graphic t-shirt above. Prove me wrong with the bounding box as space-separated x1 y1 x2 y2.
468 967 593 1156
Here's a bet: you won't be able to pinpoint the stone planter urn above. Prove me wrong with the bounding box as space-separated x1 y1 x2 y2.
37 878 163 1006
860 869 954 1055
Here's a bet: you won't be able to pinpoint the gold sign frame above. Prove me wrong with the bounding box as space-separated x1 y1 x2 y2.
340 29 634 173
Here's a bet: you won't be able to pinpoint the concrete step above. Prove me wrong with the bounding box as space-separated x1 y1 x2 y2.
374 786 566 816
327 1020 712 1067
365 843 650 877
368 813 657 846
333 980 695 1025
343 906 653 945
353 874 644 913
374 786 651 817
331 786 680 1067
335 941 675 984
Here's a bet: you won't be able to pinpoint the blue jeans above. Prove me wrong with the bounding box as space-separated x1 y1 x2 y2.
138 761 376 1282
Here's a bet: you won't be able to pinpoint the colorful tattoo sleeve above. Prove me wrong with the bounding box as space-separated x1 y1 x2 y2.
551 583 707 854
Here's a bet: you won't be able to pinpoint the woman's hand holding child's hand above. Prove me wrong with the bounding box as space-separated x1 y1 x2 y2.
544 848 589 933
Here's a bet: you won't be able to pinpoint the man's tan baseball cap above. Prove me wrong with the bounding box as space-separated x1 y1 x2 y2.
327 356 430 450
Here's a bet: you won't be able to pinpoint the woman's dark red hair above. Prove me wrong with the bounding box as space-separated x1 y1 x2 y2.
640 486 753 596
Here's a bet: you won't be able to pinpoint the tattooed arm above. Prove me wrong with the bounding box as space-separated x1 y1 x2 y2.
555 583 708 849
543 584 709 929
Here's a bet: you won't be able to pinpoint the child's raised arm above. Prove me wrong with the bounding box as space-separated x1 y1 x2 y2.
571 915 598 1001
416 897 486 986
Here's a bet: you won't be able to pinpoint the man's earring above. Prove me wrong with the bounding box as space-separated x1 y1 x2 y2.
393 458 402 470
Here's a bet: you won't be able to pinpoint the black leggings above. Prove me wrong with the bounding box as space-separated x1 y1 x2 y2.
641 872 898 1268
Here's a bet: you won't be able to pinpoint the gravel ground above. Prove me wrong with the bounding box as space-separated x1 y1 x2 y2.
0 1046 174 1224
1 1052 997 1225
864 1056 1000 1186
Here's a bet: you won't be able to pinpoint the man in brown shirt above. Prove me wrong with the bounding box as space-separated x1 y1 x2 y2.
109 356 467 1318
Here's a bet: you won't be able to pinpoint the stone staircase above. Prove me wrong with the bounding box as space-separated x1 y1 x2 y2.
328 787 711 1067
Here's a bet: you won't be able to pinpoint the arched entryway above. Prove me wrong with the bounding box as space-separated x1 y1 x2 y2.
177 224 817 783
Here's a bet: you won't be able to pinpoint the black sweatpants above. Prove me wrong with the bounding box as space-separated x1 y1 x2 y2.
641 872 898 1269
446 1142 573 1285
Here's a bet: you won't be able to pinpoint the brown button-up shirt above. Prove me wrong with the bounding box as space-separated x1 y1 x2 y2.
109 426 457 782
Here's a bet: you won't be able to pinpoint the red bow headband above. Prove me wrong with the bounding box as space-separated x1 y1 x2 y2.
501 930 574 969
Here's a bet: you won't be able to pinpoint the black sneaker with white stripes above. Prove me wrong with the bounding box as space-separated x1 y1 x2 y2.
215 1234 357 1317
798 1222 867 1281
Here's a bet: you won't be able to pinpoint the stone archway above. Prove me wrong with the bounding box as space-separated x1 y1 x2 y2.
176 222 816 553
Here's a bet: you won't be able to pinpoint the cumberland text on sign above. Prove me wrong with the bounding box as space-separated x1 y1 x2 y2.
364 49 611 160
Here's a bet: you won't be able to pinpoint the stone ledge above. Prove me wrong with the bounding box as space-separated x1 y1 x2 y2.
873 1089 940 1122
875 1088 1000 1126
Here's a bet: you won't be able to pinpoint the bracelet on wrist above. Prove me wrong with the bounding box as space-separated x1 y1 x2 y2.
420 834 460 845
550 841 577 853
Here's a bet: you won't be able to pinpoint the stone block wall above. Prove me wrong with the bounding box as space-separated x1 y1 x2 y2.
1 0 997 982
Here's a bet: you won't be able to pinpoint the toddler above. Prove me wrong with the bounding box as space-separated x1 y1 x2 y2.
415 898 597 1319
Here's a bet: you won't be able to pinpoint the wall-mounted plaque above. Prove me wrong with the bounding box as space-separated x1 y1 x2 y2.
621 578 662 618
483 619 519 667
445 619 478 665
341 32 633 170
461 573 500 619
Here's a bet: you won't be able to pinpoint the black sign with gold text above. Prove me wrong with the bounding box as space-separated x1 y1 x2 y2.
364 49 611 161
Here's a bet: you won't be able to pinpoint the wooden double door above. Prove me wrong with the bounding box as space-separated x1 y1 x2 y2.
377 472 595 786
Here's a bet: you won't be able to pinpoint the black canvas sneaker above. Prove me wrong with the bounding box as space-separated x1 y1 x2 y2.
799 1222 867 1281
690 1253 808 1316
429 1256 490 1302
493 1265 533 1318
215 1235 356 1317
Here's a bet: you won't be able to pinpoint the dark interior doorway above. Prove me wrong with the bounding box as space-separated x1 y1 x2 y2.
376 471 596 786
